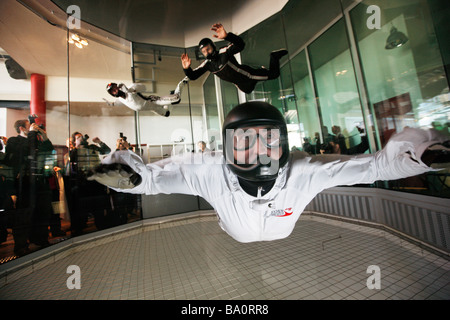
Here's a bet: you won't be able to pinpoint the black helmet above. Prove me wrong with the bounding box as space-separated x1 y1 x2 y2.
222 102 290 182
198 38 215 50
198 38 217 59
106 82 119 97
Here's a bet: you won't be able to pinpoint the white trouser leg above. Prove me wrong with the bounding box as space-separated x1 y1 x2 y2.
151 77 189 107
149 104 169 116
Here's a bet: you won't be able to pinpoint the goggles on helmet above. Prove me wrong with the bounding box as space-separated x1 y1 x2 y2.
230 126 283 151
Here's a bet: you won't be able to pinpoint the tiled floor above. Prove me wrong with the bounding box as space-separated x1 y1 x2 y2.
0 211 449 300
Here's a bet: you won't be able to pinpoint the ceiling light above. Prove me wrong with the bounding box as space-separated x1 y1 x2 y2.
68 33 88 48
385 26 408 49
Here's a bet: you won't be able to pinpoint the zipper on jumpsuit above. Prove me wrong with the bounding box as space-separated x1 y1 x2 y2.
257 186 264 241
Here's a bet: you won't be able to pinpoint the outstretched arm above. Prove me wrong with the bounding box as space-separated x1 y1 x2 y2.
87 150 203 196
182 53 208 80
181 53 191 69
87 162 142 189
211 23 228 40
304 128 449 193
87 150 226 206
118 83 128 92
211 23 245 55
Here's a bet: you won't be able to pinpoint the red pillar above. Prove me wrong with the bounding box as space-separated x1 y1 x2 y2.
30 73 46 127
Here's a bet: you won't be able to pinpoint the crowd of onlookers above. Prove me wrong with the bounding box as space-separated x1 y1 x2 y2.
0 119 139 257
296 125 369 156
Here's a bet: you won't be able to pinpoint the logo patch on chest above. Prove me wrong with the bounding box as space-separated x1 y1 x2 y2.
269 207 293 217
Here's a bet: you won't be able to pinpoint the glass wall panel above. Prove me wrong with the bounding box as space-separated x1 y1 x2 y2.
282 0 346 58
279 63 303 151
239 13 288 105
65 30 139 238
309 19 367 156
203 73 220 151
350 0 450 195
0 0 70 257
132 44 200 161
289 50 322 153
0 1 209 261
351 0 448 142
220 79 239 117
218 79 240 150
238 13 300 149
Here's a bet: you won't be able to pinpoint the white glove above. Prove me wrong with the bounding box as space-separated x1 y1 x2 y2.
87 163 141 189
388 127 449 165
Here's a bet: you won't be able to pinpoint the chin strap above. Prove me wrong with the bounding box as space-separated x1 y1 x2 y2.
237 177 276 197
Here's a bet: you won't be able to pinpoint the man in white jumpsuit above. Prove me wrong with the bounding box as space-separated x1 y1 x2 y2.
105 77 189 117
88 102 449 243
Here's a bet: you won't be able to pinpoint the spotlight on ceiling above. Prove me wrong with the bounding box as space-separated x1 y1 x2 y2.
385 26 408 50
68 34 88 49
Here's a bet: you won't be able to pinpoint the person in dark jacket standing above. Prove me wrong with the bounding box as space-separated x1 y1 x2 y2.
65 132 112 235
5 119 55 255
181 23 287 94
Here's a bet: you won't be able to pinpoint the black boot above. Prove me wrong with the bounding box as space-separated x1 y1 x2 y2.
270 49 288 60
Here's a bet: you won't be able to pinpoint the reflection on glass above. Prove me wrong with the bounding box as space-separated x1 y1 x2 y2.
203 74 220 152
239 13 286 106
279 63 302 152
220 79 239 117
351 0 449 138
350 0 450 195
131 45 199 162
309 19 366 155
289 50 322 154
283 0 343 56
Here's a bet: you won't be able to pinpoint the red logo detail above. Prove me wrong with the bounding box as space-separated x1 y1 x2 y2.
278 208 293 217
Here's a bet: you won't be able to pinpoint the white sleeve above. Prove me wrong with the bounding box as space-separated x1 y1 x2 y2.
118 83 128 92
309 128 447 191
100 150 219 197
100 150 189 195
128 83 146 93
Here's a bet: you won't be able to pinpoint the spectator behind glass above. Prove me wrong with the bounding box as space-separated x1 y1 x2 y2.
110 134 137 227
197 141 210 153
64 132 112 236
4 119 55 256
68 132 111 175
0 135 10 245
116 136 130 151
0 136 7 152
321 126 369 155
332 125 348 155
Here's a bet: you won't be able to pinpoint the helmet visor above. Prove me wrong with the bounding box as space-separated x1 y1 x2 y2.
232 127 281 151
225 125 286 167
